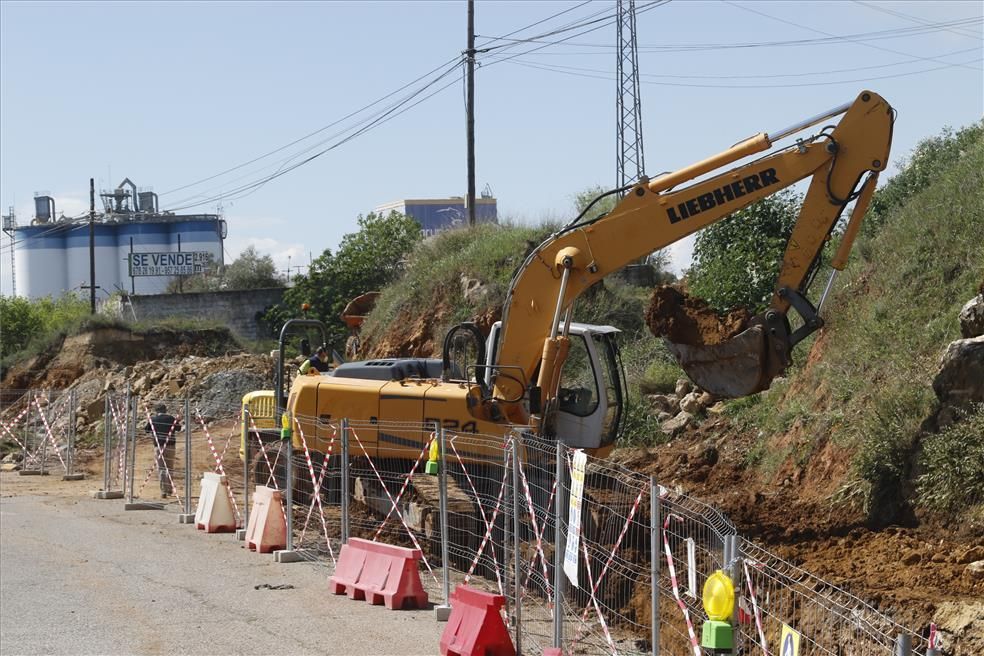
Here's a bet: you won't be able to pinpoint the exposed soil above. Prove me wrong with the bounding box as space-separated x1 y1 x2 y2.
644 286 752 346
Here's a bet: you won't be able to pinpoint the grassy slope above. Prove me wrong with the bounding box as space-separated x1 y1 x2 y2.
729 128 984 522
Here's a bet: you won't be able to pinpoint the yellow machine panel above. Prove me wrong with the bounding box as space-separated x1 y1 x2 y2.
299 376 386 457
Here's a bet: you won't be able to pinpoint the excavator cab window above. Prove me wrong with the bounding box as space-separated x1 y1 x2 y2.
593 331 625 447
558 335 599 417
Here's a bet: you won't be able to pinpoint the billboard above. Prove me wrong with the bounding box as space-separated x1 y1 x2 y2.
129 251 209 277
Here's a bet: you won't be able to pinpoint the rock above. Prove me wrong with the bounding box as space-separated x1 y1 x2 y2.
460 274 488 304
900 551 922 566
674 379 692 397
707 401 727 415
167 380 182 396
656 411 673 423
661 411 695 436
959 294 984 338
647 394 679 414
933 336 984 408
697 391 716 407
957 546 984 564
0 463 21 472
680 392 702 415
967 560 984 579
132 375 149 393
1 453 15 463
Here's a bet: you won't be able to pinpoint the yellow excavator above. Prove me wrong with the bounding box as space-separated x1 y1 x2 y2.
259 90 893 466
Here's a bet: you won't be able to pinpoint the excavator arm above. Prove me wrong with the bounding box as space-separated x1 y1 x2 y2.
491 90 894 424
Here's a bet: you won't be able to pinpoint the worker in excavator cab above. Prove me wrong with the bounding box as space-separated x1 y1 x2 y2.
298 345 331 376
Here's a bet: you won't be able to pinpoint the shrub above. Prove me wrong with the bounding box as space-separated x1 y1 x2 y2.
917 405 984 514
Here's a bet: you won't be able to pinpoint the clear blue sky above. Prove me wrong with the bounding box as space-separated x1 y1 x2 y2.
2 0 982 296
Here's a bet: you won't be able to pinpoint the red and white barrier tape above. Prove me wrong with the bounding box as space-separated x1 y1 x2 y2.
31 395 68 472
581 539 617 656
298 437 335 544
138 404 179 497
742 559 770 655
662 514 702 656
294 419 336 564
522 474 558 593
245 414 281 490
371 433 433 541
348 426 437 583
572 482 647 646
463 451 510 593
515 454 553 604
0 405 31 450
196 410 242 522
450 437 506 596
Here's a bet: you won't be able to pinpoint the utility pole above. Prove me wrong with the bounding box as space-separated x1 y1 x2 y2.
89 178 96 314
1 206 15 296
466 0 476 227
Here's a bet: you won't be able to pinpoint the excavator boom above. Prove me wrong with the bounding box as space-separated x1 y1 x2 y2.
493 91 894 415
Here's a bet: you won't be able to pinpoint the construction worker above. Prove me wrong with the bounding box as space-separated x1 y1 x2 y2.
146 404 180 498
298 345 331 375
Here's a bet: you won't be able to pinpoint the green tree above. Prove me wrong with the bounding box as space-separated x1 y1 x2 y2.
223 246 284 290
688 190 801 313
168 248 283 293
267 211 421 348
0 294 89 360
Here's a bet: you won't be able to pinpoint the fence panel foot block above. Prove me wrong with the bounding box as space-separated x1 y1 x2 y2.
328 537 428 610
93 490 124 499
194 472 237 533
439 585 514 656
125 502 164 511
62 474 84 481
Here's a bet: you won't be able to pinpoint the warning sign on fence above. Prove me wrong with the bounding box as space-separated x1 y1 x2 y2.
563 449 587 587
780 623 801 656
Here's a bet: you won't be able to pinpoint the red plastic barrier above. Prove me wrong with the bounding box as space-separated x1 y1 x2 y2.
440 585 515 656
542 650 562 656
328 537 428 610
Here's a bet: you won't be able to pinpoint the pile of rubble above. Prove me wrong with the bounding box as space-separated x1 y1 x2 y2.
645 378 738 437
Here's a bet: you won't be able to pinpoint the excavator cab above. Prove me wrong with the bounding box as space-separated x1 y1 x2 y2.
485 321 626 450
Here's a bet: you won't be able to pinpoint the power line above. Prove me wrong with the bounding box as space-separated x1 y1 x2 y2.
511 45 981 80
161 58 465 210
157 54 464 199
852 0 983 41
161 65 467 213
480 16 984 53
505 54 983 89
723 1 982 72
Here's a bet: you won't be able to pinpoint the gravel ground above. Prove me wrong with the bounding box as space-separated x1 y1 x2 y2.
0 473 442 655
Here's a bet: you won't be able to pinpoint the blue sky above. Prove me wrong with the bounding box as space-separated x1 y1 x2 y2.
2 0 982 296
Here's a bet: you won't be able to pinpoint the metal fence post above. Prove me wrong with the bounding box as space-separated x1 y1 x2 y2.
896 633 912 656
341 418 350 544
127 395 138 504
21 391 30 471
67 389 76 476
512 437 523 655
284 417 294 552
103 395 111 491
552 440 566 650
436 423 452 621
39 392 48 476
239 407 250 538
179 399 194 523
650 477 661 656
502 436 512 618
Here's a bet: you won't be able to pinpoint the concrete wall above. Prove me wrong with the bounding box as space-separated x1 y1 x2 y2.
101 288 286 341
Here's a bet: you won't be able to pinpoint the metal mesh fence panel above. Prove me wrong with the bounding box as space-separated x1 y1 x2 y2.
189 400 246 526
0 389 75 476
103 391 130 493
736 540 930 656
285 413 342 564
126 397 191 511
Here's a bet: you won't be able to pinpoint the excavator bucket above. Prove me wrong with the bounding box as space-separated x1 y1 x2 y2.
664 320 789 399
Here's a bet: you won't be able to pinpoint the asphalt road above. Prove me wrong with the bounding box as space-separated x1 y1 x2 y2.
0 475 442 655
